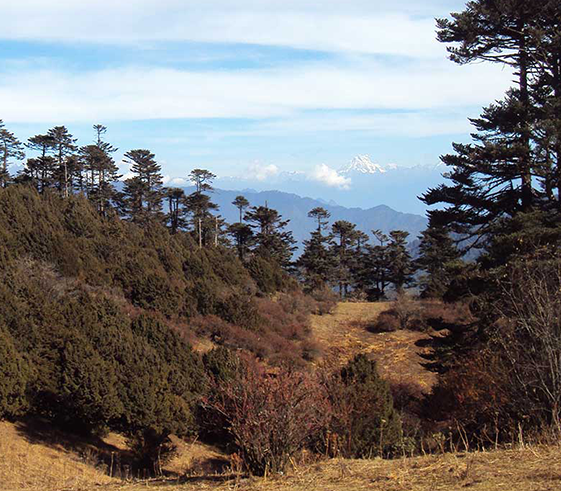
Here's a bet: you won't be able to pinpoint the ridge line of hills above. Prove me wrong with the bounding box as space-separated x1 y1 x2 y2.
177 186 428 251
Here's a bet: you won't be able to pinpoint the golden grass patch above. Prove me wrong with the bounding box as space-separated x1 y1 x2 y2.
0 421 111 491
54 445 561 491
310 302 436 391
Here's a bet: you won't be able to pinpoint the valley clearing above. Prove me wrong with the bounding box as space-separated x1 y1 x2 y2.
1 302 559 491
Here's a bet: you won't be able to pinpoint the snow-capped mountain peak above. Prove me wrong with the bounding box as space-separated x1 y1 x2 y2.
339 155 387 175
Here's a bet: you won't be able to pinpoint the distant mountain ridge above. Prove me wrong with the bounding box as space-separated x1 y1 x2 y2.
181 186 428 253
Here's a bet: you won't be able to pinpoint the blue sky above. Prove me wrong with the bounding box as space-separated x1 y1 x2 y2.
0 0 513 202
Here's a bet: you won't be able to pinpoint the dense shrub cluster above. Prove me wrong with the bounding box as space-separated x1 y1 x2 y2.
202 352 402 475
0 323 29 419
0 258 206 454
0 185 332 471
322 354 402 458
0 186 285 321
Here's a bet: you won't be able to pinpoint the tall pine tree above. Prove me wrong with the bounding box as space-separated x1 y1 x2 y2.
245 205 296 270
297 207 336 292
47 126 77 198
184 169 221 247
122 149 164 224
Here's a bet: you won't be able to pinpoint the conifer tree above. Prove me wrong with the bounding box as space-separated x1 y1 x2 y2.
228 195 253 260
297 207 336 291
0 120 25 188
426 0 561 246
436 0 543 209
184 169 220 247
245 205 296 270
80 125 120 215
122 149 164 224
164 187 186 234
47 126 77 198
416 223 463 298
364 230 391 300
331 220 358 297
232 195 250 223
189 168 216 193
386 230 414 294
349 230 370 295
531 1 561 208
228 222 254 261
22 133 56 192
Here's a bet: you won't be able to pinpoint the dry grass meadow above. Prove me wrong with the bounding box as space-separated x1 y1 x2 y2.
310 301 436 391
2 301 560 491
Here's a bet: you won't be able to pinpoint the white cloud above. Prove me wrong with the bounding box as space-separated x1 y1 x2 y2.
162 176 190 186
310 164 351 190
256 109 475 137
245 163 280 182
0 59 511 125
0 1 458 58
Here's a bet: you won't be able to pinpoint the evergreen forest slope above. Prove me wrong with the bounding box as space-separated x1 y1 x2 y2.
0 185 325 456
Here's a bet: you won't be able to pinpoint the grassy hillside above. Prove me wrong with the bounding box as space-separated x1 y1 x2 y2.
0 185 331 475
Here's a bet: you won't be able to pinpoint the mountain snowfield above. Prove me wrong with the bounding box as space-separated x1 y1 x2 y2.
215 155 447 214
339 155 395 174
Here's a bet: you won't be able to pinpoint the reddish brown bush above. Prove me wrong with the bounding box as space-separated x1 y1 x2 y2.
418 300 473 329
310 287 338 315
371 299 473 333
203 361 331 476
184 290 320 365
423 349 513 443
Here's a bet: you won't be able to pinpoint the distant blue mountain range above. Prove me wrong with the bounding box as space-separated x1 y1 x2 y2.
182 186 428 253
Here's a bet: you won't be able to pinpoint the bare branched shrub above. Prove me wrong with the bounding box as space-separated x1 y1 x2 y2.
370 311 401 332
392 292 423 330
495 256 561 432
371 293 423 332
202 361 330 476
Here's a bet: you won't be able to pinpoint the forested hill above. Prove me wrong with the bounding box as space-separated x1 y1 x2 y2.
180 187 428 250
0 185 334 456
